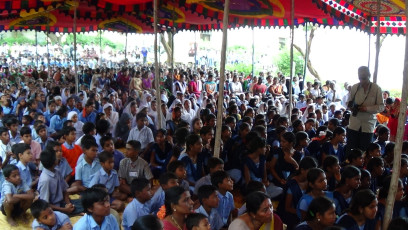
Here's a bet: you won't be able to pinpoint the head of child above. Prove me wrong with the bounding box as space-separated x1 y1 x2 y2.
3 164 21 186
221 125 232 140
331 127 346 143
186 213 211 230
367 157 385 177
280 131 295 151
338 166 361 190
100 136 115 154
5 117 18 135
239 122 251 139
126 140 141 161
245 181 266 197
159 172 179 191
98 151 114 173
305 119 316 131
384 142 395 159
48 100 56 113
225 116 236 132
81 187 110 220
207 157 224 175
54 130 66 145
136 113 147 130
83 122 96 136
323 155 341 177
377 126 390 142
31 199 58 227
305 197 336 227
131 215 163 230
40 149 57 171
211 170 233 194
366 143 381 159
186 134 203 155
327 118 339 132
167 161 187 180
307 168 327 192
379 176 404 203
63 126 76 144
295 131 309 149
296 156 318 181
131 178 152 203
22 115 33 126
292 120 305 133
13 143 32 165
96 119 110 136
20 126 32 145
359 169 371 189
45 141 62 161
198 185 219 210
155 129 167 144
199 126 213 145
36 124 48 140
81 135 99 162
0 127 10 144
348 149 364 168
248 135 267 156
401 158 408 178
348 189 378 220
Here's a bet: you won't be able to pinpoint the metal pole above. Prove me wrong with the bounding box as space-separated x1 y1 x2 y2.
213 0 230 158
288 0 295 119
73 1 78 94
154 0 162 129
35 30 38 67
383 2 408 227
251 27 255 77
373 0 381 83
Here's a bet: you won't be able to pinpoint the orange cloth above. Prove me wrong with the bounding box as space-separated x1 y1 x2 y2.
61 144 83 176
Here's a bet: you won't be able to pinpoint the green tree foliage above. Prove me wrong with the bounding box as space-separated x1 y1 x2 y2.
274 48 304 77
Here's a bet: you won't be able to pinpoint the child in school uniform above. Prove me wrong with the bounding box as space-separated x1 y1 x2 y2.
19 126 42 167
179 134 205 189
73 187 119 230
167 160 190 191
194 157 224 195
14 143 35 192
150 172 179 214
195 185 223 230
186 213 212 230
30 199 72 230
100 135 125 171
37 149 76 215
35 124 53 151
61 126 82 177
118 140 153 198
211 170 236 227
0 127 15 165
1 164 35 226
122 178 153 230
45 141 73 183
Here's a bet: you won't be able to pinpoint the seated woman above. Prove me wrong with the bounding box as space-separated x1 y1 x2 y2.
333 166 361 216
335 189 378 230
178 134 204 188
162 186 195 230
149 129 173 178
295 197 337 230
228 191 283 230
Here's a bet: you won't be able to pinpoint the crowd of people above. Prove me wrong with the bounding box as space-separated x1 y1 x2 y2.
0 46 408 230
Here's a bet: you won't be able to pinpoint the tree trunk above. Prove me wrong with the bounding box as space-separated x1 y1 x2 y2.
293 27 320 81
47 33 62 44
160 32 173 64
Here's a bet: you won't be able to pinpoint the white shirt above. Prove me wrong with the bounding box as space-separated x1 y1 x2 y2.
127 126 154 149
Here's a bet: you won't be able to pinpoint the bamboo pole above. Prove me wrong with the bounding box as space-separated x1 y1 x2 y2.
99 29 102 66
251 27 255 77
303 23 308 78
368 33 371 68
288 0 295 119
154 0 162 129
213 0 230 158
373 0 381 83
382 1 408 228
46 13 50 80
73 1 78 94
35 30 38 68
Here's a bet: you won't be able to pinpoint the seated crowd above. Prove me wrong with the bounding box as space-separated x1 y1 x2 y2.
0 58 407 230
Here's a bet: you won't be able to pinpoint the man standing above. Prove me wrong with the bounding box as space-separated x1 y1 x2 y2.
346 66 384 153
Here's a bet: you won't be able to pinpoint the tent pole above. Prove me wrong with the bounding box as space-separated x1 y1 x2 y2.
125 32 128 62
368 33 371 68
46 13 51 80
252 27 255 77
303 23 308 80
154 0 162 129
213 0 230 158
383 1 408 228
194 31 197 71
289 0 295 119
73 1 78 94
99 29 102 66
35 30 38 68
373 0 381 83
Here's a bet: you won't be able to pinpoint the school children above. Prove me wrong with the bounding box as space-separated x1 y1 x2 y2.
31 199 72 230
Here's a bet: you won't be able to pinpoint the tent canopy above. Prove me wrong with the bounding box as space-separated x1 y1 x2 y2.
0 0 405 34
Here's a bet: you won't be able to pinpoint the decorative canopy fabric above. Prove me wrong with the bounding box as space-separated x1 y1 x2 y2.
0 0 405 34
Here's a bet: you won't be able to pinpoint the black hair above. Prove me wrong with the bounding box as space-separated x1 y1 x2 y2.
159 172 178 186
297 156 317 175
56 105 68 117
207 157 224 171
22 115 33 124
186 213 207 230
338 166 361 187
241 116 253 124
132 215 163 230
98 151 113 163
248 136 266 153
366 143 381 155
225 116 236 125
197 185 217 204
127 140 141 151
130 178 150 197
305 196 335 221
19 126 31 136
348 189 376 216
136 112 147 121
384 142 395 156
347 149 364 163
4 117 18 127
387 217 408 230
167 160 185 173
244 181 265 196
96 119 110 135
295 131 309 147
323 155 340 172
12 143 31 161
377 125 390 136
174 127 189 145
333 126 346 137
328 118 340 128
246 191 270 215
30 199 50 219
156 128 167 137
307 168 325 190
40 150 56 169
282 131 296 145
211 170 230 189
378 176 403 199
81 135 98 150
186 134 201 152
81 187 109 214
0 127 8 135
100 135 113 147
239 122 250 132
35 124 47 134
62 126 76 136
54 130 65 142
82 122 96 134
45 141 60 152
360 168 371 180
3 164 18 178
199 126 213 136
292 119 303 132
367 157 384 172
252 125 266 136
165 186 186 216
